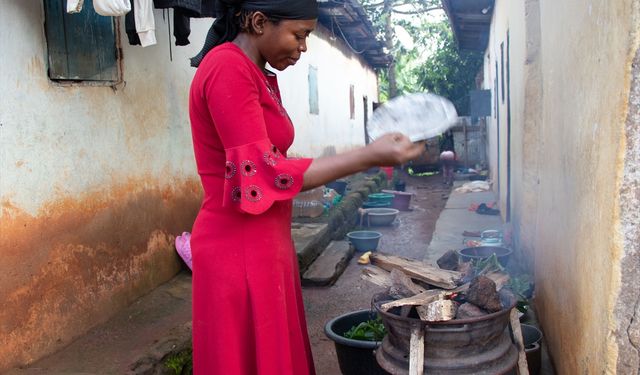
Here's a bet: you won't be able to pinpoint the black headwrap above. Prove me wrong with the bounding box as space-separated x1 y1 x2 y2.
190 0 319 67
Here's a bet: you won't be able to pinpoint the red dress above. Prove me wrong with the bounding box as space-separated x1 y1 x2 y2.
188 42 315 374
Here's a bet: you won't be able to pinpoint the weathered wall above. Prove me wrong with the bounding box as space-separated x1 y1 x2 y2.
613 7 640 373
0 3 380 371
0 3 209 371
482 0 640 373
280 26 379 158
533 0 637 372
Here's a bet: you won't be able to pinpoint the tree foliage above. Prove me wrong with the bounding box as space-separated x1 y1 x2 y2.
360 0 483 115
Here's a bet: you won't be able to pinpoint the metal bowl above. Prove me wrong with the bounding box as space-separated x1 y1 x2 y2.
457 246 512 266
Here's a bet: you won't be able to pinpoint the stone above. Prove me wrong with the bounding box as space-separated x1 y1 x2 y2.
436 249 459 270
456 302 488 319
302 241 354 287
465 275 502 312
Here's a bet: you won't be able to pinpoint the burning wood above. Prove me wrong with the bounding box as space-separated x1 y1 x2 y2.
362 252 513 323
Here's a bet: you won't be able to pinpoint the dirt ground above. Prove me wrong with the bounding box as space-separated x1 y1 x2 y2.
302 172 450 375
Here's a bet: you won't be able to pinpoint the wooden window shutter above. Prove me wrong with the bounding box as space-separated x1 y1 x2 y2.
43 0 118 81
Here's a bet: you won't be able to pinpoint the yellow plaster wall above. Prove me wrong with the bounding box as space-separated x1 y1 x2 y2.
532 0 635 373
484 0 638 372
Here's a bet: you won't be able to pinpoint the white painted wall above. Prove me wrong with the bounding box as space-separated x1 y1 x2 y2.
278 27 379 157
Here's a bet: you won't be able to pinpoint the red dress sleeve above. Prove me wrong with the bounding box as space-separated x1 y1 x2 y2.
198 47 312 215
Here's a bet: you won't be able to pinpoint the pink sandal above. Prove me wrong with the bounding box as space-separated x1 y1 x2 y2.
175 232 193 270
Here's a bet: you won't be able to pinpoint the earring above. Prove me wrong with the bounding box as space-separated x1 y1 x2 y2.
258 30 263 34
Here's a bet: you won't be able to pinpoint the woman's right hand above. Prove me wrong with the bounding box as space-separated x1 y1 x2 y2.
365 132 426 166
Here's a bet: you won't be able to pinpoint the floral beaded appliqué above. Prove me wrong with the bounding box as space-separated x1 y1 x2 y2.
274 174 294 190
264 80 288 117
244 185 263 202
240 160 257 177
225 161 237 179
263 144 282 167
231 186 242 202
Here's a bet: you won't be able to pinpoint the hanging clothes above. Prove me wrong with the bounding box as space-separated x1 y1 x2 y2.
199 0 215 17
94 0 131 16
153 0 200 16
125 0 141 45
173 8 191 46
66 0 84 13
134 0 156 47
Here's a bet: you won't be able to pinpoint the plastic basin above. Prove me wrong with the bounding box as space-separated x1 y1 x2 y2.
346 231 382 252
364 208 399 226
367 193 394 204
362 201 391 209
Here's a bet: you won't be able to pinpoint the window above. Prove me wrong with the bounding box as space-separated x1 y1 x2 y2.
43 0 120 82
308 66 319 114
349 85 355 119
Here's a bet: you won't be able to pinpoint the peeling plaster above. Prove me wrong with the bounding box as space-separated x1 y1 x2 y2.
614 2 640 372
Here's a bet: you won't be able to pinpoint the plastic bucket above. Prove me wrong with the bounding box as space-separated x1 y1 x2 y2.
521 324 543 375
324 310 388 375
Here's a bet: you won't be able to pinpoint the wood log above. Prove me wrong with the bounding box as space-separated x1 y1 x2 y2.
510 308 530 375
380 290 445 312
390 268 428 294
424 299 457 322
409 325 424 375
371 253 462 289
360 266 392 288
451 271 510 293
390 269 430 319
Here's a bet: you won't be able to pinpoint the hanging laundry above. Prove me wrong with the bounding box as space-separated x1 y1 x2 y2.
173 8 191 46
153 0 200 17
93 0 131 16
134 0 157 47
125 0 141 45
199 0 216 17
66 0 84 13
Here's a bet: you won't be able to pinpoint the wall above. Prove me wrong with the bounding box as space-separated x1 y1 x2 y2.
483 0 640 373
0 4 380 371
279 26 379 158
533 0 638 372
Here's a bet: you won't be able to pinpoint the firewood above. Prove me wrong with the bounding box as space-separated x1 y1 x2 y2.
389 269 430 319
380 290 445 312
424 299 457 322
360 266 392 288
510 308 530 375
409 325 424 375
390 268 428 295
452 271 510 293
370 253 462 289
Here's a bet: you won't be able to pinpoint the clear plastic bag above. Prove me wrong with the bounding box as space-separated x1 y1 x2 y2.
367 92 458 142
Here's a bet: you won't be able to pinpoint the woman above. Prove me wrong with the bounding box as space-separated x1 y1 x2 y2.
188 1 425 373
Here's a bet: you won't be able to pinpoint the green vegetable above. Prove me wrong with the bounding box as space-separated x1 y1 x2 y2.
343 317 387 341
473 253 504 274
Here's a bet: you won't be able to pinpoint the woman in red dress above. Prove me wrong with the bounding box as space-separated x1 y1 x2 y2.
188 1 425 373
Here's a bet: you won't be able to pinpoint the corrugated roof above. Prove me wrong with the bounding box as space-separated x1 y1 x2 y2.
317 0 392 68
441 0 494 51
